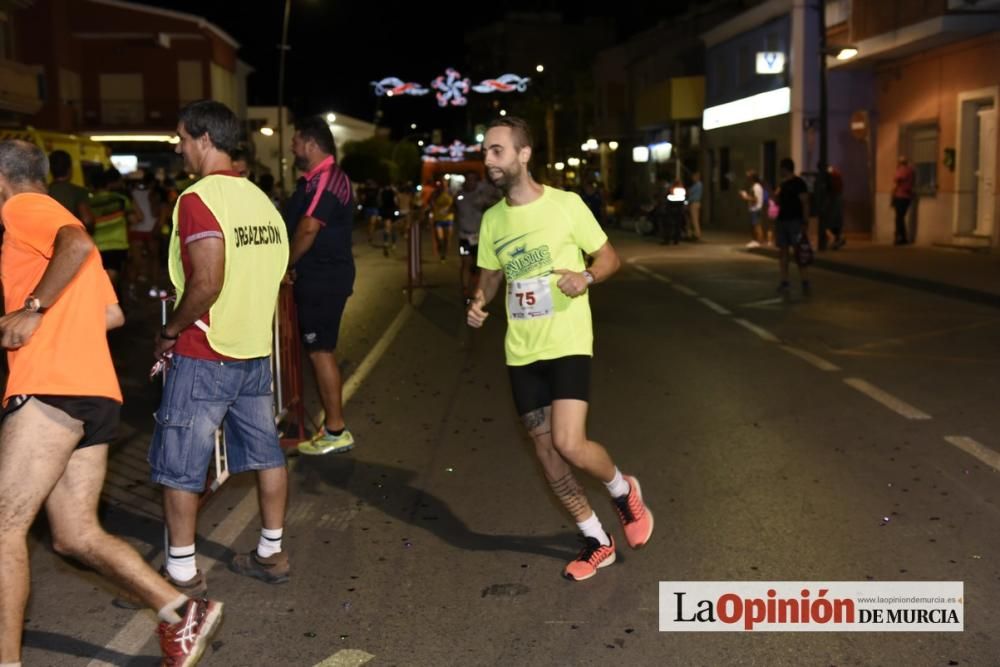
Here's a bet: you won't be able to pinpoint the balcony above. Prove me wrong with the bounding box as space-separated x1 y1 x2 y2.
0 58 44 115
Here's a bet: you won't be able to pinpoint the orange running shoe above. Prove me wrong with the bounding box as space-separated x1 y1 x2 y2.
612 475 654 548
563 534 616 581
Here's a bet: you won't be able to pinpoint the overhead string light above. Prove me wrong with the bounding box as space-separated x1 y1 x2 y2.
372 68 531 107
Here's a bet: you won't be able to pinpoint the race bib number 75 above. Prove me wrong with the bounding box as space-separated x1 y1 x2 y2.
508 276 554 320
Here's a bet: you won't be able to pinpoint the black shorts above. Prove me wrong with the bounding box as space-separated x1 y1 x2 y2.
99 249 128 274
459 238 478 261
2 395 120 448
507 355 591 416
294 282 350 351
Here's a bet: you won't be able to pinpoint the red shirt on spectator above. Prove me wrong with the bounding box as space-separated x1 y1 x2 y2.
173 171 241 362
893 163 915 199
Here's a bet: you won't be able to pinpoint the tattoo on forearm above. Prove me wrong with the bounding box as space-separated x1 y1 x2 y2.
549 472 589 518
521 408 546 432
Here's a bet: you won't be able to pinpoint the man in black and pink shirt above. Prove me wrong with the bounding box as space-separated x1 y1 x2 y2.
284 116 356 455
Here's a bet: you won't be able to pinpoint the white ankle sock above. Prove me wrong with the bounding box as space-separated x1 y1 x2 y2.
257 527 283 558
576 512 610 546
604 468 630 498
156 593 189 624
165 544 197 583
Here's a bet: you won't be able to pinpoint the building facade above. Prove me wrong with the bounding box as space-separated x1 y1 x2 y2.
832 0 1000 248
702 0 874 234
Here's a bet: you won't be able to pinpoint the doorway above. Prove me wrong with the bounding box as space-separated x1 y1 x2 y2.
955 88 998 239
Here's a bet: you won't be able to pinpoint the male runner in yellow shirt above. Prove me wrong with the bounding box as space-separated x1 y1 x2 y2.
467 117 653 581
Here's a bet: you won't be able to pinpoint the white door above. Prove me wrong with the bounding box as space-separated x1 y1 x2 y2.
976 107 996 236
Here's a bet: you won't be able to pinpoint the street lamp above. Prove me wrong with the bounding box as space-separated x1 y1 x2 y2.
536 64 544 73
326 112 336 123
410 123 417 130
499 109 507 117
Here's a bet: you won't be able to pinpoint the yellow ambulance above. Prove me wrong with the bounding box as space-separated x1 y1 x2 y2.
0 127 111 187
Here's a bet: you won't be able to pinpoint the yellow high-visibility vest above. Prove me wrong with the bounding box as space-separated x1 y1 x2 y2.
168 175 289 358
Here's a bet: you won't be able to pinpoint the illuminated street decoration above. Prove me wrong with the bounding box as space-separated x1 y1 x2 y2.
369 77 429 97
372 69 531 106
431 68 471 107
472 73 531 93
422 140 482 161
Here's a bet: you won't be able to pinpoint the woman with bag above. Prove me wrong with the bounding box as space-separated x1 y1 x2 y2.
739 171 766 248
773 158 812 298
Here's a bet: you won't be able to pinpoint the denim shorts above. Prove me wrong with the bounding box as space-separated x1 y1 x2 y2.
149 354 285 492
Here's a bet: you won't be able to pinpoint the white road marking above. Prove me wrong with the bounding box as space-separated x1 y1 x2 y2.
632 264 671 284
741 297 785 308
341 301 417 405
671 284 698 296
92 299 418 663
698 297 731 315
843 378 931 420
733 318 780 343
313 649 376 667
779 345 840 371
944 436 1000 473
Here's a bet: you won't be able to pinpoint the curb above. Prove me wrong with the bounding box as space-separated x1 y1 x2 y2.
746 247 1000 309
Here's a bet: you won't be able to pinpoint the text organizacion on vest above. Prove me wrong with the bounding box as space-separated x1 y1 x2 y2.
233 223 284 248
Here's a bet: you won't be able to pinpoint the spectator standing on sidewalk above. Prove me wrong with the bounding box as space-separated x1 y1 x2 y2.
892 156 915 245
818 165 846 251
89 168 134 297
47 150 94 230
152 100 292 590
686 171 703 241
284 115 357 455
0 139 223 666
773 157 811 298
740 170 765 248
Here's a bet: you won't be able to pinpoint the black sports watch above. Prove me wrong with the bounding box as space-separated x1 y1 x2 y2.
23 295 46 314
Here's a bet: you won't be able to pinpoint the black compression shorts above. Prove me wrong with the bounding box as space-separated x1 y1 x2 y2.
506 355 591 416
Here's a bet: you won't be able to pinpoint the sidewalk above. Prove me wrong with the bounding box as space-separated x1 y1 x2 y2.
685 229 1000 308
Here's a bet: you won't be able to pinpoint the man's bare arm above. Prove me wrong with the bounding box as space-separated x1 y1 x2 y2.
164 237 224 336
288 216 322 268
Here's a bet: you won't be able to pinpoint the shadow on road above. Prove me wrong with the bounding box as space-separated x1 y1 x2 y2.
23 630 157 666
293 454 577 562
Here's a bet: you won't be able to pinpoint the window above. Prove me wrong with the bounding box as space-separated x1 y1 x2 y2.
903 123 939 195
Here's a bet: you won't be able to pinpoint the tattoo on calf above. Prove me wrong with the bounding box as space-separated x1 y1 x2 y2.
549 472 589 519
521 408 546 432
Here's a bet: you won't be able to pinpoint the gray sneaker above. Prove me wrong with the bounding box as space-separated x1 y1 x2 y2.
229 550 290 584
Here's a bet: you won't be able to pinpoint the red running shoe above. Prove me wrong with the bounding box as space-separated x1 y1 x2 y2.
563 534 616 581
612 475 654 548
158 597 223 667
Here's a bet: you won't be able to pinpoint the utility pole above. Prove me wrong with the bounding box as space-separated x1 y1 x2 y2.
816 0 830 246
277 0 291 201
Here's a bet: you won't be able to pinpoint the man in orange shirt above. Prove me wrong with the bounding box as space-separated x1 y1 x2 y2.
0 140 222 667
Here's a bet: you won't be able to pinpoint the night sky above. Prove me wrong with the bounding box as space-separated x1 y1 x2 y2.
145 1 692 135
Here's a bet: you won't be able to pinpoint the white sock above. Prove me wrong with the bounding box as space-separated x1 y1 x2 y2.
165 544 197 583
156 593 189 624
257 527 283 558
604 468 630 498
576 512 610 546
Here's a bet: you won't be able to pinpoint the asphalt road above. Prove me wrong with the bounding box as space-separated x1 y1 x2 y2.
18 229 1000 666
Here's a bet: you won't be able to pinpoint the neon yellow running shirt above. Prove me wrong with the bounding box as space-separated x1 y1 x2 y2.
477 186 608 366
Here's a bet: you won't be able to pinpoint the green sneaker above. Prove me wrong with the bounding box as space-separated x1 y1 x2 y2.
297 428 355 455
